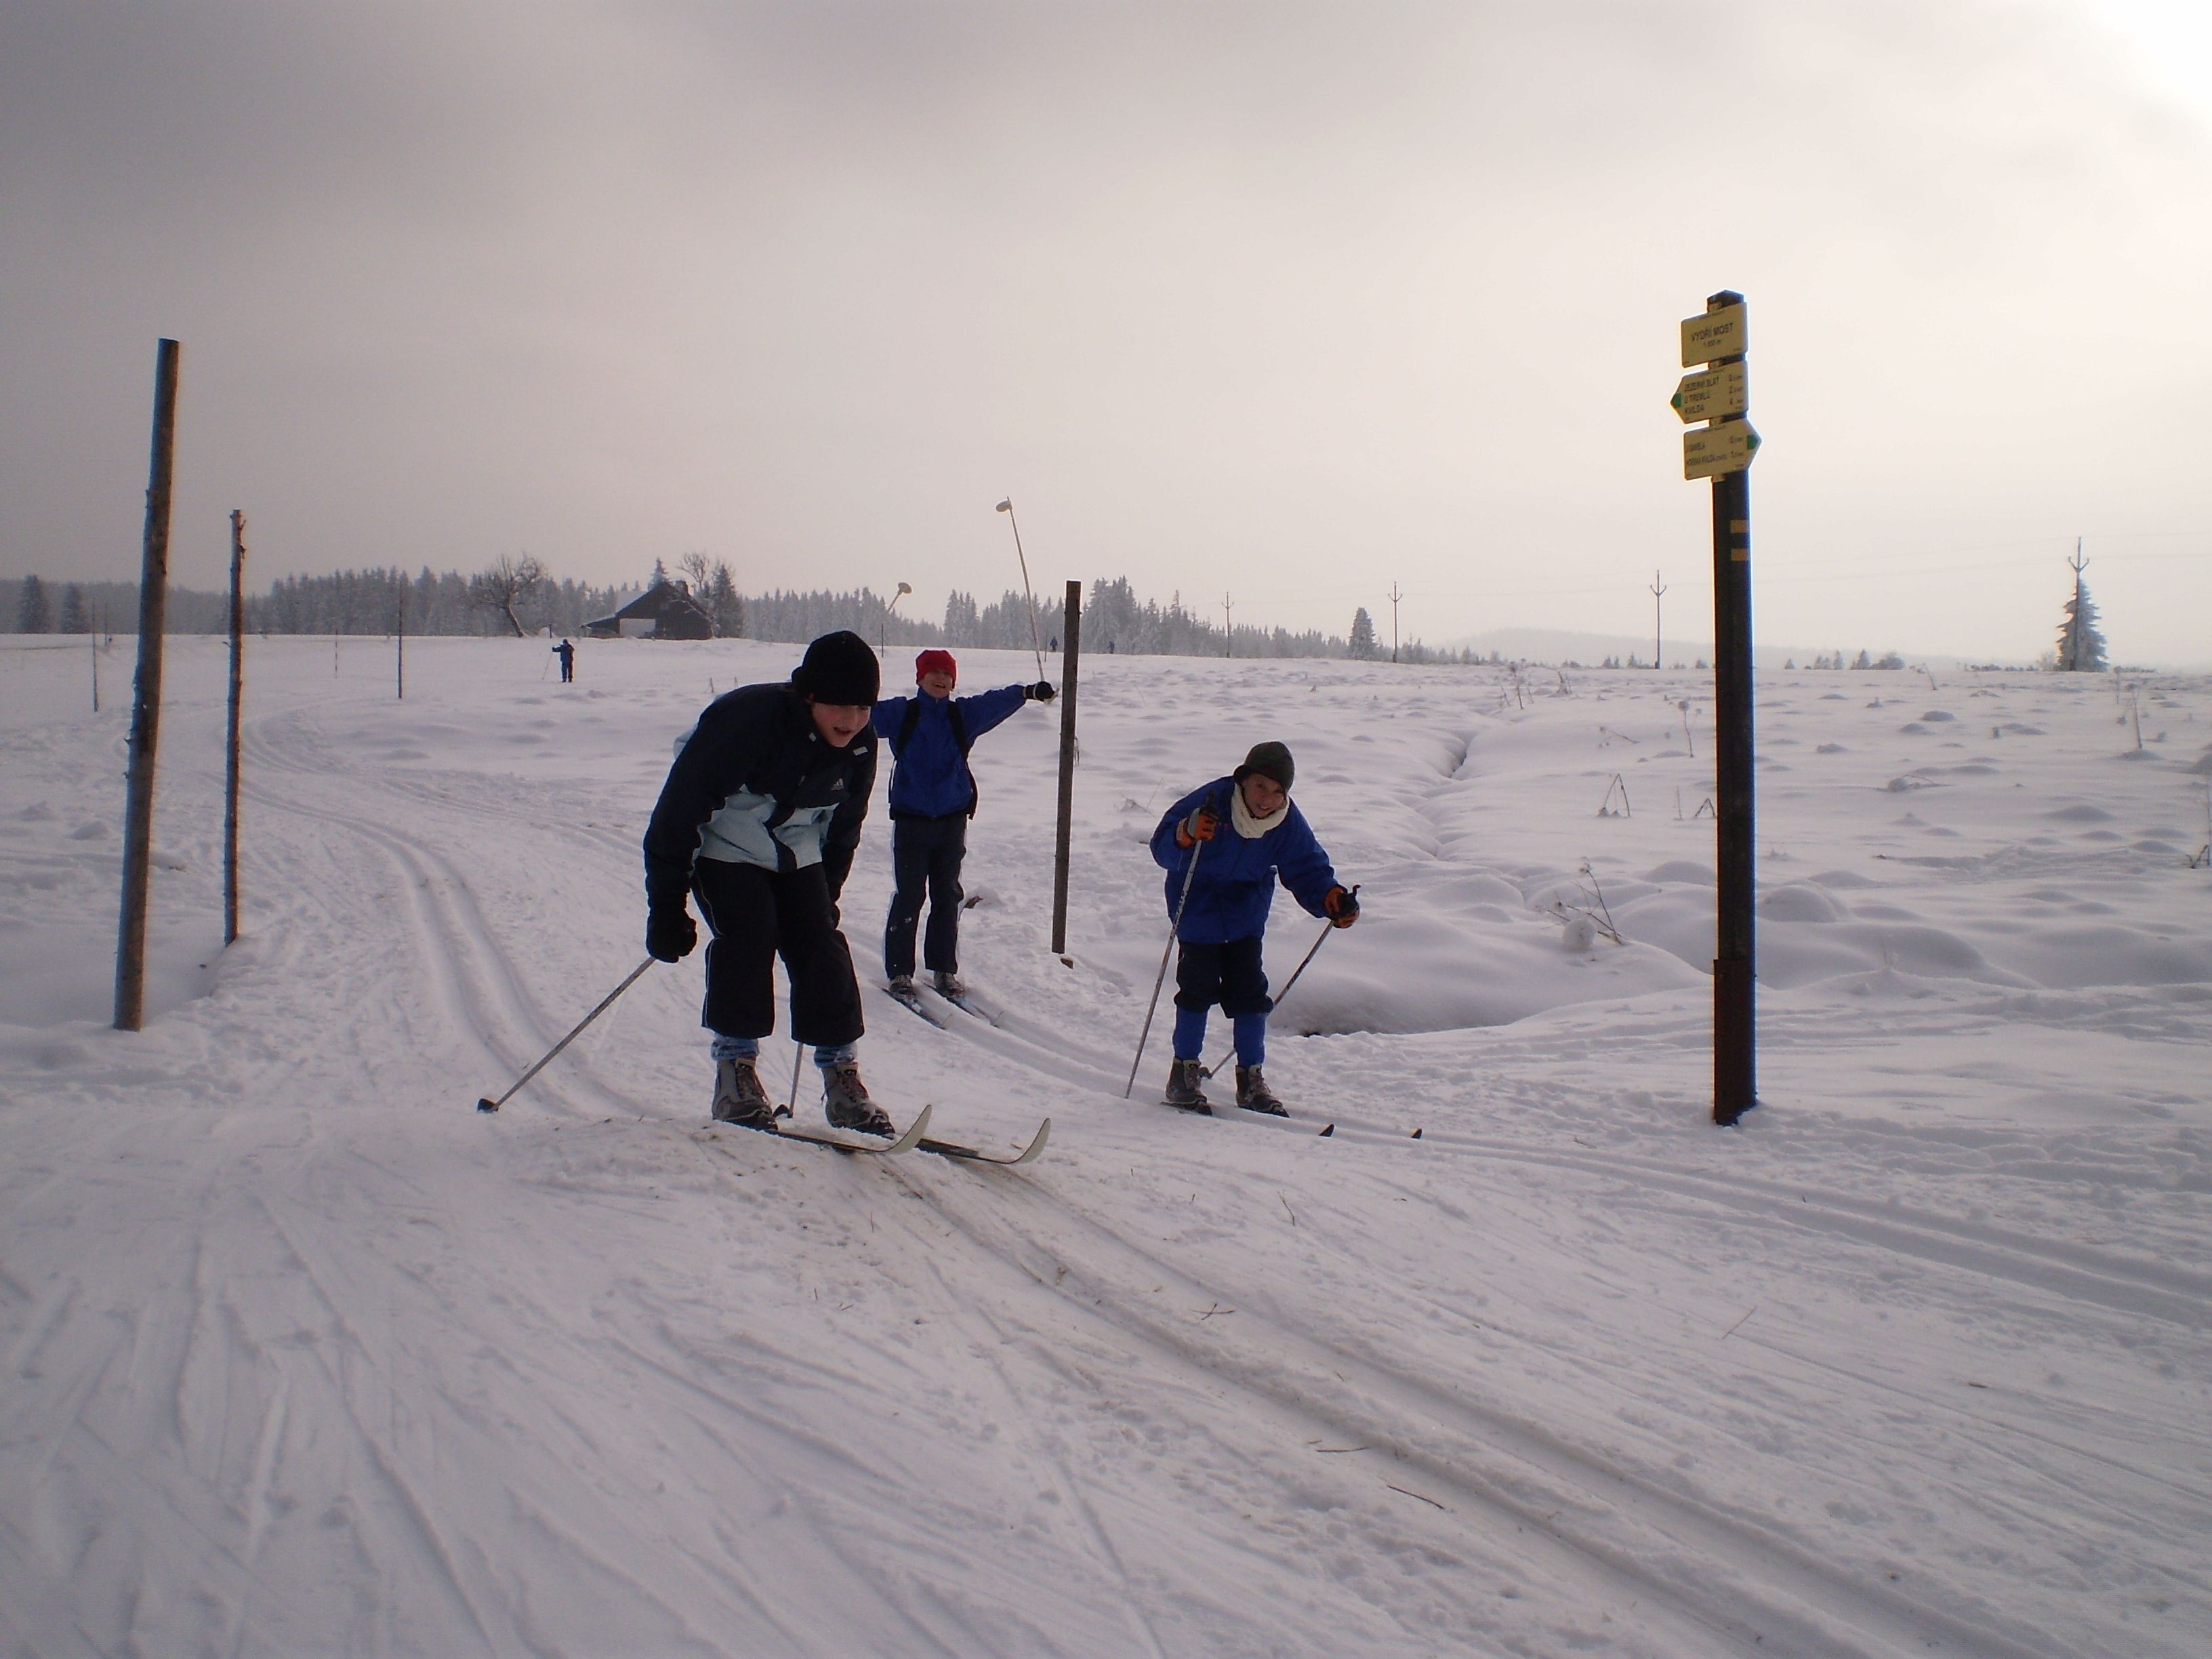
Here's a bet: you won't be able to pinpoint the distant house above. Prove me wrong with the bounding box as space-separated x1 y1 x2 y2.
583 579 714 641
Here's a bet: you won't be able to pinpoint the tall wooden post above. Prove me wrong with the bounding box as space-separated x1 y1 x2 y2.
116 339 180 1031
396 571 406 700
1050 579 1081 958
1675 290 1759 1124
225 510 246 946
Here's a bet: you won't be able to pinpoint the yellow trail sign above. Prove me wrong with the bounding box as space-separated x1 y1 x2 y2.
1672 361 1748 424
1680 302 1747 367
1683 418 1761 480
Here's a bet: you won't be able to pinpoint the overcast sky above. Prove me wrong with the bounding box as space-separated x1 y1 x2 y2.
5 1 2209 663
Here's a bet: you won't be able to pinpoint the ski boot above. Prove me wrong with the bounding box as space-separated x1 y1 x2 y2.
712 1059 780 1131
888 974 916 998
931 969 966 999
1164 1058 1210 1113
822 1062 895 1136
1234 1065 1288 1117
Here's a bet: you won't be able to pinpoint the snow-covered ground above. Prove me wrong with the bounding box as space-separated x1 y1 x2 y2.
3 632 2208 1659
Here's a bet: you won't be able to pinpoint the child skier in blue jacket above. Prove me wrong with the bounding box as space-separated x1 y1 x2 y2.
871 649 1053 1001
1149 741 1359 1114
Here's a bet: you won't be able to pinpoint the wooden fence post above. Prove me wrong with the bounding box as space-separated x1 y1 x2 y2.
115 339 180 1031
1050 579 1081 958
225 510 245 945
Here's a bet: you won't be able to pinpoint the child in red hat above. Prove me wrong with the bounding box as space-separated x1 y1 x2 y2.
871 650 1054 1003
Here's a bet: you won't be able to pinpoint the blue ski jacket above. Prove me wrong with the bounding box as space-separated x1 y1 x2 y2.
870 684 1029 819
1150 778 1339 944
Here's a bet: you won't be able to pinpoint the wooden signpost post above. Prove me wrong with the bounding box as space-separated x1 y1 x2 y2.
1675 291 1759 1125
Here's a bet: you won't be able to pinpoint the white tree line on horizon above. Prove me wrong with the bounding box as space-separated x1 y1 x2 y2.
6 559 2118 671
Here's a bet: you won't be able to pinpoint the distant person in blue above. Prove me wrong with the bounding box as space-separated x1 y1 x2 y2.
1150 741 1359 1115
554 638 575 682
872 649 1053 1001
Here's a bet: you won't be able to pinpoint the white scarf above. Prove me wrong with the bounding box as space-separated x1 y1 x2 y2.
1229 784 1284 840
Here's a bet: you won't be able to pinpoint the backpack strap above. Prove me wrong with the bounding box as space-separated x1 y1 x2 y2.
947 701 979 818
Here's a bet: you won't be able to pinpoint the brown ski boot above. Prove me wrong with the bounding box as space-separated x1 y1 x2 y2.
1234 1065 1288 1117
1164 1058 1210 1113
822 1062 895 1136
712 1059 779 1130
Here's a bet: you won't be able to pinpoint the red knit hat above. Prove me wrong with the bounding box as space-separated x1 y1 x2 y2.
914 649 957 684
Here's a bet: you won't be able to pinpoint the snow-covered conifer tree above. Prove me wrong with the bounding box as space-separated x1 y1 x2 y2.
1349 607 1376 659
16 575 52 634
2055 571 2108 672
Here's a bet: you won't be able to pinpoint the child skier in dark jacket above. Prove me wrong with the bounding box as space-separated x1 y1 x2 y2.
1149 741 1359 1114
870 649 1052 1001
643 630 888 1135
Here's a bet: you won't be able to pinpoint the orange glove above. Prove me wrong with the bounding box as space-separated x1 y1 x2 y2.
1324 885 1360 928
1175 806 1220 848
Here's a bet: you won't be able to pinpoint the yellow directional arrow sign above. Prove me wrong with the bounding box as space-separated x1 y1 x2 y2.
1683 418 1761 480
1679 302 1747 367
1672 361 1748 425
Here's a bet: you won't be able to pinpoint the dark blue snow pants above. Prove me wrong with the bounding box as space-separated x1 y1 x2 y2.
884 814 966 982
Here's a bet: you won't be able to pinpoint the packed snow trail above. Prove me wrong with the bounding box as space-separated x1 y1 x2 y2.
2 636 2207 1657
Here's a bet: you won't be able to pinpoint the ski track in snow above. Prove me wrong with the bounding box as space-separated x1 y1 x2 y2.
2 636 2208 1657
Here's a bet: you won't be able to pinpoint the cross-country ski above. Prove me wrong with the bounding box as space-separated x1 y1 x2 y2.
704 1101 935 1156
916 1115 1051 1166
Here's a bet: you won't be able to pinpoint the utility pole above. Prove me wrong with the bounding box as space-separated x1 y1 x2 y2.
116 339 180 1031
394 568 406 700
1222 593 1233 657
1650 570 1667 669
1389 582 1403 663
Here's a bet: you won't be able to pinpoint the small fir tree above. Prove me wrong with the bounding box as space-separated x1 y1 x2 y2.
707 561 744 637
58 583 88 634
16 575 53 633
1349 607 1377 659
2055 574 2108 672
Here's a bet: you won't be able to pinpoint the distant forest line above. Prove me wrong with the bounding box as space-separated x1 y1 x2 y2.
7 565 1490 664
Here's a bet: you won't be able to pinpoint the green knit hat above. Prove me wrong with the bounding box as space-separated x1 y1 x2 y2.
1233 741 1294 791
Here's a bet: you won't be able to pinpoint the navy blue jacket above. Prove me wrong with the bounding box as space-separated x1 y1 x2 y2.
644 684 876 910
1150 778 1339 944
870 684 1029 818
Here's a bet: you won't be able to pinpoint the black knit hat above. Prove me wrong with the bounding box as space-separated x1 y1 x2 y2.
1233 741 1294 791
792 630 880 705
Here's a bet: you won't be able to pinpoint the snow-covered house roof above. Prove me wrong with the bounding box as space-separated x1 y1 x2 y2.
584 578 712 640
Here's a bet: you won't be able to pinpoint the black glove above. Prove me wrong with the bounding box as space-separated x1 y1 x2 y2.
1028 680 1055 702
821 844 855 924
646 905 697 962
1324 885 1361 928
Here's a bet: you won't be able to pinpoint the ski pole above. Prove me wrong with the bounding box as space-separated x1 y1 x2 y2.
1124 792 1223 1099
476 957 653 1111
1201 884 1357 1080
787 1038 806 1115
995 497 1047 680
